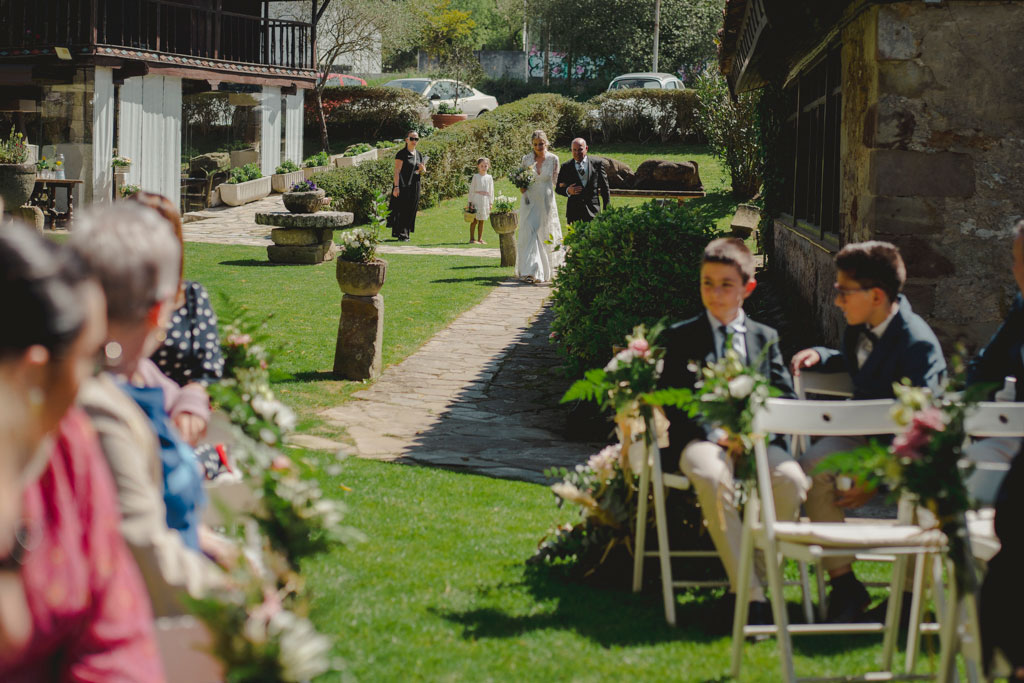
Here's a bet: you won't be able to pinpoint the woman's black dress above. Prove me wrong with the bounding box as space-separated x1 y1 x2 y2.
389 147 422 240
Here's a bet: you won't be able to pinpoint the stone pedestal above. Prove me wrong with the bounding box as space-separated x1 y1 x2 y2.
333 294 383 380
498 232 516 267
255 210 354 265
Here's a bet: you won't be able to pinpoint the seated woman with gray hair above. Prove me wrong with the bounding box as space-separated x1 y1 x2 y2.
69 202 227 617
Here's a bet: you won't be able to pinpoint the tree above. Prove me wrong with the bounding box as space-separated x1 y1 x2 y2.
693 69 762 199
419 0 481 108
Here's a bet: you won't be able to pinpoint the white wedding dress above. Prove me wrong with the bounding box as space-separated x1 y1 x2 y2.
516 152 564 283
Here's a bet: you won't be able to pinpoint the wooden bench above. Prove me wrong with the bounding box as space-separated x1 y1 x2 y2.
608 188 706 205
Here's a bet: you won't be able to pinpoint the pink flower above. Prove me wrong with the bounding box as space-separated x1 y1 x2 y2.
912 407 946 433
627 338 650 357
271 455 293 471
227 333 251 347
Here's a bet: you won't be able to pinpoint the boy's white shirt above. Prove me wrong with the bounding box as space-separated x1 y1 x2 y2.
856 305 899 369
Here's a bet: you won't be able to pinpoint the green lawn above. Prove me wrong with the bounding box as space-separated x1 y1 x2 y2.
383 142 737 250
299 455 942 682
184 243 511 439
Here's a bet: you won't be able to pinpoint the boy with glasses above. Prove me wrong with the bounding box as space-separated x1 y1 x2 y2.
790 240 946 623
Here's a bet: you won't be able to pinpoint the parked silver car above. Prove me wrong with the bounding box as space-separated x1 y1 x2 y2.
607 72 685 91
382 78 499 119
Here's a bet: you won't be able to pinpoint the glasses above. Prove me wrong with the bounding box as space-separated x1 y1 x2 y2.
407 137 419 141
833 283 872 300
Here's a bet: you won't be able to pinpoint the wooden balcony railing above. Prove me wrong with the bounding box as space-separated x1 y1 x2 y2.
0 0 314 71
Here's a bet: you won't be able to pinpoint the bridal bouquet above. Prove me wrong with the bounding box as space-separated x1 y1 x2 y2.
509 165 536 190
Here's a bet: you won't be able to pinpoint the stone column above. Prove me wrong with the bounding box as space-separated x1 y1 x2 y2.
333 294 383 380
498 232 516 268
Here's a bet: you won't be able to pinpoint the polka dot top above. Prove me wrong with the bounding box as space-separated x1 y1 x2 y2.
152 280 225 386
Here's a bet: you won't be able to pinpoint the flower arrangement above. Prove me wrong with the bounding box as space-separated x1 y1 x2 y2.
287 179 319 193
0 126 29 164
303 151 330 168
337 192 387 262
509 165 536 191
111 151 132 168
490 195 517 214
36 156 51 171
120 184 141 198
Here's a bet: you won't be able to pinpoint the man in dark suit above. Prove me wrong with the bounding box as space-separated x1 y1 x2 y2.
555 138 610 226
659 238 809 630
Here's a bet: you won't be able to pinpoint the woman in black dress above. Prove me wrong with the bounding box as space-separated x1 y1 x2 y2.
389 131 426 241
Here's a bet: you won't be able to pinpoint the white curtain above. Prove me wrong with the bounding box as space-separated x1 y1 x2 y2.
118 75 181 206
92 67 115 204
284 90 305 166
260 86 282 177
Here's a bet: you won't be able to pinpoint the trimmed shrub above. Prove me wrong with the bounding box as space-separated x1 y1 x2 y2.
476 77 607 105
307 86 425 141
549 201 721 376
311 158 393 225
584 89 700 143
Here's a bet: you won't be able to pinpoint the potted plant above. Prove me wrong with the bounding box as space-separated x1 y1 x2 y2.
282 179 325 214
271 159 304 193
219 163 271 206
0 125 35 209
431 101 467 129
336 193 388 297
334 143 377 168
35 155 52 179
120 184 141 199
489 195 518 267
302 151 331 180
111 151 132 174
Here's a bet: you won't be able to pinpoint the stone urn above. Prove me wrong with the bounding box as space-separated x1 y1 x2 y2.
0 163 36 210
336 258 388 297
489 211 518 268
283 189 326 214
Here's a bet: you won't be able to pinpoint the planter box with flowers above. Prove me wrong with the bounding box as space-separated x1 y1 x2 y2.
488 194 518 267
271 160 305 193
334 143 377 168
219 163 271 207
301 151 332 180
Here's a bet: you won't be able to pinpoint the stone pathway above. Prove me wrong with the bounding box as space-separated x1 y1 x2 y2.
182 194 500 258
318 280 600 484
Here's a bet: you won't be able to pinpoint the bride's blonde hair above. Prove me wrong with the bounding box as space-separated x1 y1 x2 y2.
530 129 549 147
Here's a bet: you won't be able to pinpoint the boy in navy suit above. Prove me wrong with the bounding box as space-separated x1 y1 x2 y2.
660 238 810 628
791 240 946 622
963 220 1024 500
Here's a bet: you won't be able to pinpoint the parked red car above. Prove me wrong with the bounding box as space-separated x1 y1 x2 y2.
322 73 367 87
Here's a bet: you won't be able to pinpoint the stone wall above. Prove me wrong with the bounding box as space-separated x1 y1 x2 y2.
866 1 1024 348
771 221 845 346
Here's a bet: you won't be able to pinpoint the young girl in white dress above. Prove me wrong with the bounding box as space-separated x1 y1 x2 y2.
516 130 563 283
467 157 494 244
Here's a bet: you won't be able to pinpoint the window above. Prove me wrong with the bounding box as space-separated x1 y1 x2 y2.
428 81 456 100
779 46 841 241
457 85 474 99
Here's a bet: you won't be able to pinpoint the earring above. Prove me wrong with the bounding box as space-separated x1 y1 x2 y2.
155 329 168 344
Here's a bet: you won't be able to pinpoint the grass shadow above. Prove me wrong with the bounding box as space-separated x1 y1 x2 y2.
218 259 275 267
279 370 340 383
686 189 740 227
430 276 509 286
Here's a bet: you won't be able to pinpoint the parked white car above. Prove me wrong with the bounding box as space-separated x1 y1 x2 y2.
382 78 499 119
607 72 685 91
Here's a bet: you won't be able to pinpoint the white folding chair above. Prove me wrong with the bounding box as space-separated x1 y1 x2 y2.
731 398 947 683
631 422 729 626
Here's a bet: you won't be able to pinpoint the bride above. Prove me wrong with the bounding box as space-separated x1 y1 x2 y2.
516 129 564 284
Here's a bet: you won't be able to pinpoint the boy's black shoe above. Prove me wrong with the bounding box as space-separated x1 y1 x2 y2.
826 573 870 623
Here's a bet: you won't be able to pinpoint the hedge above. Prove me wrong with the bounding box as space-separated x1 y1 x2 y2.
549 201 721 376
582 89 700 143
305 86 424 141
314 92 579 223
476 77 607 105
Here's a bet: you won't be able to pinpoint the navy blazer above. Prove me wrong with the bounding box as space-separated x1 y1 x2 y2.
659 312 795 469
811 294 946 399
555 157 610 224
967 294 1024 401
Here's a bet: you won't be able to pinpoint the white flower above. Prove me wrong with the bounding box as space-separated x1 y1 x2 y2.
728 375 756 399
586 445 618 482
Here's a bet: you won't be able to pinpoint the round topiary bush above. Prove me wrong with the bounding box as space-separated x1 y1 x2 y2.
550 201 721 376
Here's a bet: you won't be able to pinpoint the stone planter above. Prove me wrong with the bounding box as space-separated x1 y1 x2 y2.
271 169 305 193
302 164 331 180
489 211 518 267
334 148 378 168
336 258 388 297
112 163 131 176
431 113 468 129
0 163 36 210
283 189 326 214
218 176 272 207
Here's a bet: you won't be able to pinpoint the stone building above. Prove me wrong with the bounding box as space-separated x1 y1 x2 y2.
718 0 1024 349
0 0 320 211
